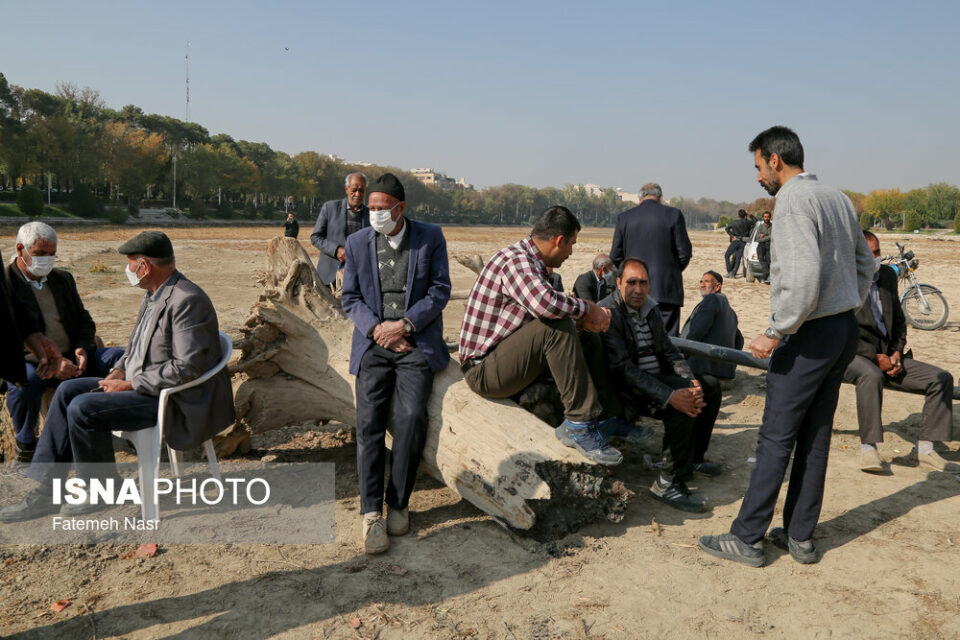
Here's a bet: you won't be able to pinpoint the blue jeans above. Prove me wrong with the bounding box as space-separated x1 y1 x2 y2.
6 347 125 446
724 240 745 275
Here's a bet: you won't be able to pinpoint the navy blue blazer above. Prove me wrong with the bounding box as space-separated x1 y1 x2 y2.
610 199 692 306
341 218 451 374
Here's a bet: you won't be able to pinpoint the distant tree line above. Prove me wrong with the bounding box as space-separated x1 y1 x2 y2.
2 73 958 231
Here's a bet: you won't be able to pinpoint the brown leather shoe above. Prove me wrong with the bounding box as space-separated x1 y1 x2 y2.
362 513 390 554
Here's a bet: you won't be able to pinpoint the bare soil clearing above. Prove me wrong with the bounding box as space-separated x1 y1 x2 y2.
1 226 958 639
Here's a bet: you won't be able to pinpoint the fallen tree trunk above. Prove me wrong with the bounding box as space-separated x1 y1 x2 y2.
228 237 632 540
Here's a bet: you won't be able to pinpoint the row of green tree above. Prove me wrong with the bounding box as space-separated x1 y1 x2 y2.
1 72 958 230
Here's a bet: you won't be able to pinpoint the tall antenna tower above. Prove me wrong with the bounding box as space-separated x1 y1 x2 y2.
185 40 190 122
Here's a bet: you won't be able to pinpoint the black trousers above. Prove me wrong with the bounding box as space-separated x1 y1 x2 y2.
842 355 953 444
355 345 434 514
658 304 681 337
694 373 722 464
757 242 771 277
624 374 696 481
29 377 159 483
730 312 858 545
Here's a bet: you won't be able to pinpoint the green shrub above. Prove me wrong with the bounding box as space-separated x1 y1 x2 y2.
188 199 207 220
859 211 872 230
107 206 128 224
903 210 921 232
295 200 311 219
0 203 24 216
70 184 101 218
217 199 234 219
954 211 960 233
17 186 44 216
259 201 276 219
716 215 732 230
127 203 140 218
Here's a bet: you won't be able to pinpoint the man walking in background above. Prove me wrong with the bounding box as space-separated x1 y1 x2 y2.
755 211 773 283
610 183 691 336
699 126 873 567
311 172 369 292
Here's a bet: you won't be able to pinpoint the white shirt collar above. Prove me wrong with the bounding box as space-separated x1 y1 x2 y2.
382 217 408 250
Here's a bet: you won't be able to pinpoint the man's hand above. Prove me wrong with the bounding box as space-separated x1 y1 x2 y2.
25 333 63 379
875 353 893 372
749 334 779 359
75 348 88 375
373 320 409 351
104 368 125 381
579 301 611 333
99 378 133 392
669 386 705 418
54 358 81 380
886 351 903 377
336 246 346 263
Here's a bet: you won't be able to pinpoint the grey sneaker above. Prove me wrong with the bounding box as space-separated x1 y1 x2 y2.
386 506 409 536
767 527 820 564
698 533 764 568
0 486 59 523
555 420 623 466
362 513 390 554
649 478 705 513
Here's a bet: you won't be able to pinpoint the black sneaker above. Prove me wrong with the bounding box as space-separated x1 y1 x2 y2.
0 486 59 523
767 527 820 564
694 461 724 477
699 533 764 568
596 417 654 444
649 478 705 513
555 420 623 466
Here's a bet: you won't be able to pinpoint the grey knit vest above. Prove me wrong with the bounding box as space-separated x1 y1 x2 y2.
376 230 410 321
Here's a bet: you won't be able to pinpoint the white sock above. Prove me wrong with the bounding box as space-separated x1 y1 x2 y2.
918 440 934 455
861 443 877 453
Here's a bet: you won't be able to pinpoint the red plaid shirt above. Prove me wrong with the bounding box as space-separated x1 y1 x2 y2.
458 237 588 362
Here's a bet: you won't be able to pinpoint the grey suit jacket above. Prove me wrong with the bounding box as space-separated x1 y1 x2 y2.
114 271 235 449
310 197 369 284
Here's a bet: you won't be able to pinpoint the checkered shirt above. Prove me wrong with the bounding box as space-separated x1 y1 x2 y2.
458 237 588 362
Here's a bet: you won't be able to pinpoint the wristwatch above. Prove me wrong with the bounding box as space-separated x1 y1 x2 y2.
764 326 782 341
402 318 414 335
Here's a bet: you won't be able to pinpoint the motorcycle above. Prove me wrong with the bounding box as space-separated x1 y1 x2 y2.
883 242 949 330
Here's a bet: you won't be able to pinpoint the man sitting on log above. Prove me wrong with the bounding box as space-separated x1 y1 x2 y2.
5 222 125 463
459 205 627 466
844 231 956 473
341 173 451 554
0 231 235 523
599 258 711 513
572 253 615 303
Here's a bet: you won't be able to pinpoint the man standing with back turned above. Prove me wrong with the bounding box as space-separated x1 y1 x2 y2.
699 126 873 567
610 183 691 336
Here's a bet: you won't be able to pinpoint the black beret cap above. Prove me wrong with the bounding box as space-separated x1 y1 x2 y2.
368 172 405 202
117 231 174 258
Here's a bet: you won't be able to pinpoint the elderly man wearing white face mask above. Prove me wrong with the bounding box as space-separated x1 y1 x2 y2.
5 221 125 462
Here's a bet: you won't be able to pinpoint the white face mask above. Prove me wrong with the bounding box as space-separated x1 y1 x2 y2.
369 205 399 235
25 254 55 278
125 260 145 287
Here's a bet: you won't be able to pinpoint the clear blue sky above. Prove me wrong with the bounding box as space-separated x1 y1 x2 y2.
3 1 959 202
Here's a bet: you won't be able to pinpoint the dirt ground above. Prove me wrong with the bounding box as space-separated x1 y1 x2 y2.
1 224 959 639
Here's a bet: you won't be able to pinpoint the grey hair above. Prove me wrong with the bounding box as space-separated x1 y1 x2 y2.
345 172 368 187
592 253 613 271
640 183 662 199
17 221 57 249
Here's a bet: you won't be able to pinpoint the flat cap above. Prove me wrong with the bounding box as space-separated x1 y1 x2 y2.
117 231 174 258
368 172 405 202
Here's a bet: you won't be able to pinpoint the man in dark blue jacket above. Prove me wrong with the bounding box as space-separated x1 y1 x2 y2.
610 183 692 335
341 173 451 554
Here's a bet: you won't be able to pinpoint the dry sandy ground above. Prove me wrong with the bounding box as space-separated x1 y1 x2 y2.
1 225 959 639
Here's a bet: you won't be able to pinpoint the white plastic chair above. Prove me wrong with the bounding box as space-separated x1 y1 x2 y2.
113 332 233 522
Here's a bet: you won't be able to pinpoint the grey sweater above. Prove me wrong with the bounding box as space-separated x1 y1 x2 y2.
769 174 874 336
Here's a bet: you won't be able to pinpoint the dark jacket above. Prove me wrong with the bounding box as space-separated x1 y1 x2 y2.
0 251 39 385
283 217 299 238
310 197 369 285
113 271 235 449
7 262 98 357
680 292 743 379
610 199 692 306
725 217 753 242
341 219 451 374
572 269 614 303
854 265 907 360
599 290 693 418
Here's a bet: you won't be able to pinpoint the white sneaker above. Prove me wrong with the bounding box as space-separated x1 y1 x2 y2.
860 447 883 473
362 513 389 554
387 506 410 536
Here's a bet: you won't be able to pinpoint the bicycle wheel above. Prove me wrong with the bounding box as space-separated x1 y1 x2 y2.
901 285 949 330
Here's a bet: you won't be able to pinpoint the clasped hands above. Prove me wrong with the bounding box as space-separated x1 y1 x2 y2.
669 379 706 418
373 320 412 353
875 351 903 377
